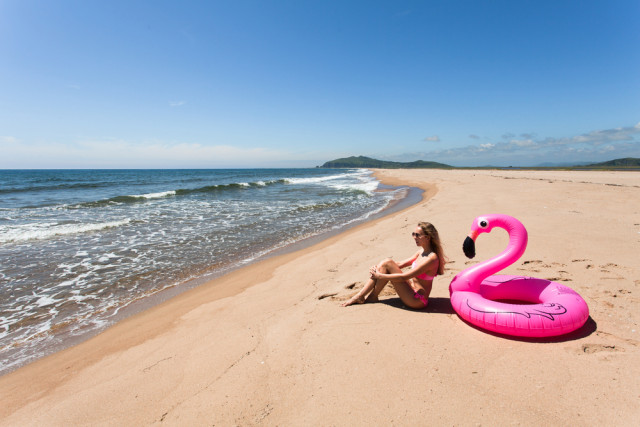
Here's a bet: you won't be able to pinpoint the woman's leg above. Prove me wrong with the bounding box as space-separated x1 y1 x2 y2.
341 258 396 307
390 280 426 309
374 259 426 309
365 258 398 302
341 276 378 306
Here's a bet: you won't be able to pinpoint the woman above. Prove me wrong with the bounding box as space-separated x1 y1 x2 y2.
341 222 446 309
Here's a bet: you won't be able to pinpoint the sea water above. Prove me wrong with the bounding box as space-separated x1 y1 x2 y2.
0 168 409 374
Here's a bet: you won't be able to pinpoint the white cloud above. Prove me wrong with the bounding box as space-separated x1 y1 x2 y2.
423 135 440 142
510 139 535 147
391 123 640 166
1 136 19 144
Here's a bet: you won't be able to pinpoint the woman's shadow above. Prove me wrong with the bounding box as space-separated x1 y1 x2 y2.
379 296 597 342
380 296 455 314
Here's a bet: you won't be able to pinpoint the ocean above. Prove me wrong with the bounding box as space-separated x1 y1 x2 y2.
0 168 411 374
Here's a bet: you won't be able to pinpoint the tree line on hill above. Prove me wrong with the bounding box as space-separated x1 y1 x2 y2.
320 156 640 170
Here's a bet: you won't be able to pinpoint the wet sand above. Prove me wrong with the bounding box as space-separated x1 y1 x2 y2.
1 169 638 426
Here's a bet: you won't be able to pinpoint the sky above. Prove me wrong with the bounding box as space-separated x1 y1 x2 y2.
1 0 639 168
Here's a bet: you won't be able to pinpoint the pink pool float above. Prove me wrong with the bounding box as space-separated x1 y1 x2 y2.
449 214 589 337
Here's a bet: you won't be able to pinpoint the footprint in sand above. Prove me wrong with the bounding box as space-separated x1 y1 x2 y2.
603 262 621 268
518 260 542 273
580 343 624 354
545 276 573 282
600 274 625 280
319 283 360 302
596 331 640 347
518 261 573 282
571 259 596 270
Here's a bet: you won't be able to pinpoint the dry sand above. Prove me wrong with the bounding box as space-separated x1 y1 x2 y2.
1 169 639 426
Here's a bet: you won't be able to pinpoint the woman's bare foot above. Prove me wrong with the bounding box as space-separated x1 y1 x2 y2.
341 296 365 307
364 294 379 303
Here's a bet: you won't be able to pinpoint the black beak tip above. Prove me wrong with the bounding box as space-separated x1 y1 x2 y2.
463 236 476 259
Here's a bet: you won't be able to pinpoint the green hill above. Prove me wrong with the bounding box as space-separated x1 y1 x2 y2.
321 156 452 169
320 156 639 170
585 157 640 167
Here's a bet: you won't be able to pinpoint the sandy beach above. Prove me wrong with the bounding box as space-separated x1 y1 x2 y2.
1 169 638 426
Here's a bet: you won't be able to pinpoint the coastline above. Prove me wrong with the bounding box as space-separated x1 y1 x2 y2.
1 169 638 425
0 169 418 376
0 171 432 420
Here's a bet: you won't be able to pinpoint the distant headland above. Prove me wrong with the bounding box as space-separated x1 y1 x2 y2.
319 156 640 170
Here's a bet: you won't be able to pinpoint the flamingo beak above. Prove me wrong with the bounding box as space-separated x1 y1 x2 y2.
463 230 479 259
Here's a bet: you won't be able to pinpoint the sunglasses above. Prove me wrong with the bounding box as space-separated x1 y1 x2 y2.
412 232 427 238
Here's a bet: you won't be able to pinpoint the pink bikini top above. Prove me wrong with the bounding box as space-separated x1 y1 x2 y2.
411 259 437 281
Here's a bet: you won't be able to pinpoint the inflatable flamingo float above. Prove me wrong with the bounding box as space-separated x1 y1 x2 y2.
449 214 589 337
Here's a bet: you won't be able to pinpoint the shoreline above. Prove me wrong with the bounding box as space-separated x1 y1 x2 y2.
0 174 428 377
1 169 638 425
0 171 434 418
0 173 424 377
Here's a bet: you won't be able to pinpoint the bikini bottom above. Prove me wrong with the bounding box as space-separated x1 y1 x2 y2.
413 291 428 308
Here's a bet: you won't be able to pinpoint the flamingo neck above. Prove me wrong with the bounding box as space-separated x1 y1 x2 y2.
453 220 528 292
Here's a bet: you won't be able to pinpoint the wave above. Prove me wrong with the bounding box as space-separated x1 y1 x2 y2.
62 180 285 209
292 200 348 213
285 170 378 194
174 179 285 195
8 171 373 211
284 172 358 185
0 219 132 243
0 182 111 195
328 180 379 195
129 190 177 200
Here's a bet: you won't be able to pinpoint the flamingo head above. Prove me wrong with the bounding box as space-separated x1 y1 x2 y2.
463 215 500 259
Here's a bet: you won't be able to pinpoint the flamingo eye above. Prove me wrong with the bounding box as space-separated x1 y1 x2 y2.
478 218 489 229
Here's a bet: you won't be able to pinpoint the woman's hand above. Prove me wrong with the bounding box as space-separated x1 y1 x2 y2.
370 266 379 279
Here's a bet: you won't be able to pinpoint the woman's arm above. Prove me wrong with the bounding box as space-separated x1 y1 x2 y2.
370 267 411 281
371 252 438 281
395 250 422 269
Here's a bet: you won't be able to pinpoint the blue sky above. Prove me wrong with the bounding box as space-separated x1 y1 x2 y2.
1 0 639 168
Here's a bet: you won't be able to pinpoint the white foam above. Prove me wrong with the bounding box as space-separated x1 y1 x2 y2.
35 295 59 307
98 253 119 263
0 219 131 243
285 172 354 185
128 190 176 199
328 180 379 195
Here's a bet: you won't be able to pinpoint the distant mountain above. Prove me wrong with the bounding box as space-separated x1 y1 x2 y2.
584 157 640 167
535 161 591 167
320 156 639 169
321 156 452 169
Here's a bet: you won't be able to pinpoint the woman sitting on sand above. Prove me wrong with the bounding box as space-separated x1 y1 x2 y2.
341 222 446 309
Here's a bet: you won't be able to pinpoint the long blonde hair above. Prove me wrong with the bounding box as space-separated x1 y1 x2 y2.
418 221 447 275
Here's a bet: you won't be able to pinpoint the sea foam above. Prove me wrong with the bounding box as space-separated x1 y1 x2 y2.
0 219 131 243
